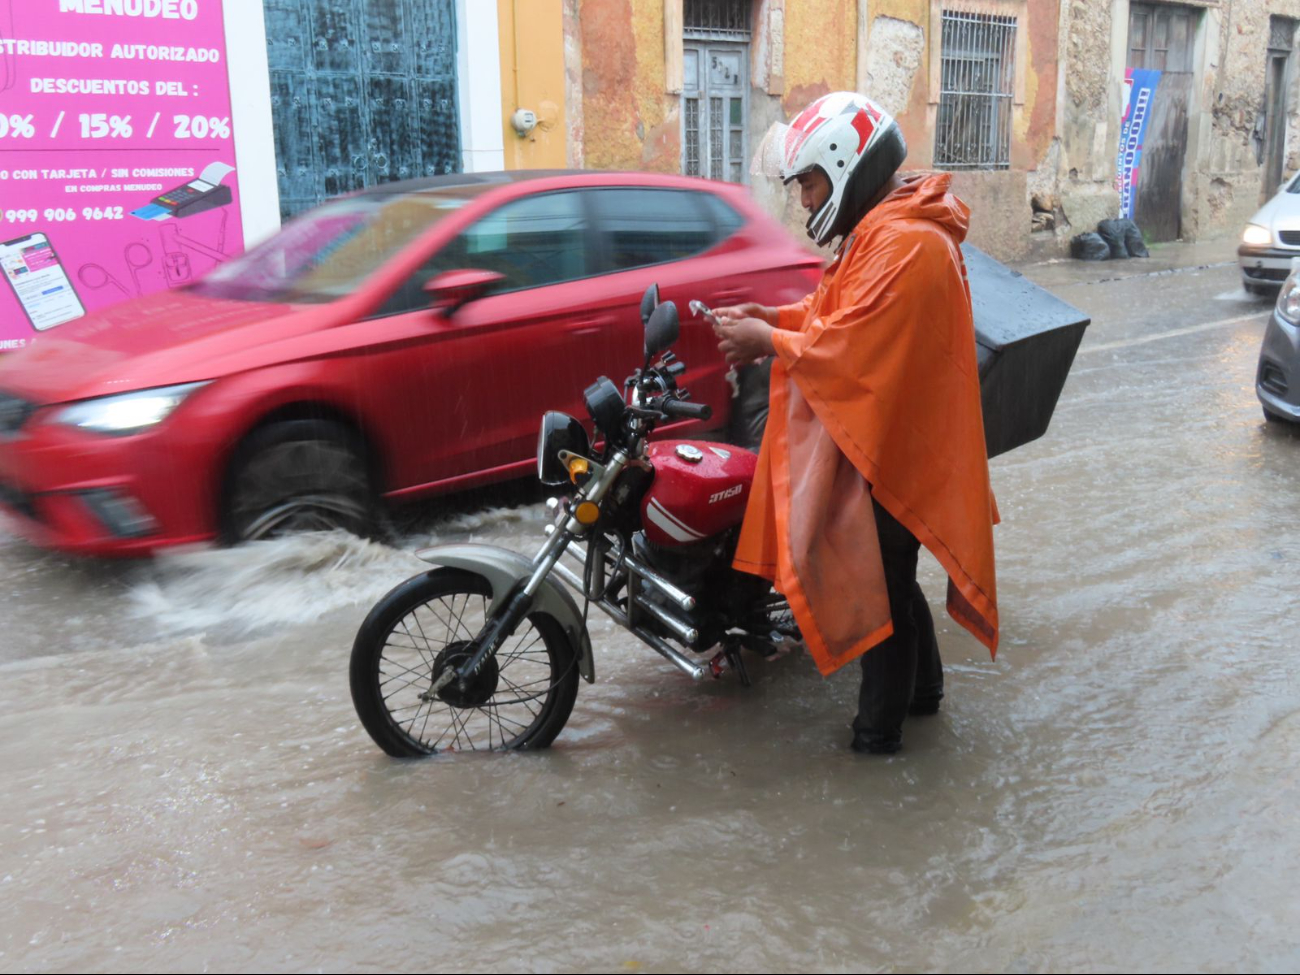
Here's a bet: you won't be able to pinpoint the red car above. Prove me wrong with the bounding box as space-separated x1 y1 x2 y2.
0 171 821 556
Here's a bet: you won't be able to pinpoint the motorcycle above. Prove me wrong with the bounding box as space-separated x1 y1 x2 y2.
349 284 799 756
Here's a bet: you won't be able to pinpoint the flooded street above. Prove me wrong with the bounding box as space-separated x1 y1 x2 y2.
3 254 1299 973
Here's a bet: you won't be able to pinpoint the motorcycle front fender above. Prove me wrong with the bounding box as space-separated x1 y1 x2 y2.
414 542 595 683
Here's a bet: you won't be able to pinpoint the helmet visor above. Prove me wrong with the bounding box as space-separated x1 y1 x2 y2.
750 121 806 181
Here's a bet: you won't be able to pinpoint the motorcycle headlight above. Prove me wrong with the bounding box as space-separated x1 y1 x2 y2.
537 411 589 486
52 381 209 436
1242 223 1273 247
1277 261 1300 325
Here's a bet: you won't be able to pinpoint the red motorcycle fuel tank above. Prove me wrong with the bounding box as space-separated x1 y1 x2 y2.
641 440 757 547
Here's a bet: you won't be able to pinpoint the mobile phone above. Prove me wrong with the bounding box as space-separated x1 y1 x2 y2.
689 299 718 324
0 232 87 331
691 299 741 394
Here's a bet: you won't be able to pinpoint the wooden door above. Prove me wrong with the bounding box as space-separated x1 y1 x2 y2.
1128 3 1198 241
1263 18 1297 199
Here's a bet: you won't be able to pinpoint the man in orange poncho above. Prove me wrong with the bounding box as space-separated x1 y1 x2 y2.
714 92 998 754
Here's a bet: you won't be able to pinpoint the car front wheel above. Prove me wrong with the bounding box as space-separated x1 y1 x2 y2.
221 419 376 543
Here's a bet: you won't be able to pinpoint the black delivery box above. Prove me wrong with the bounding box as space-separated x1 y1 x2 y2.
962 244 1090 458
727 246 1089 457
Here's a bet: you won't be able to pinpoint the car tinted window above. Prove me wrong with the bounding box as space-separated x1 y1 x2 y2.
433 191 587 288
375 191 589 316
588 189 726 271
702 192 745 237
192 189 480 303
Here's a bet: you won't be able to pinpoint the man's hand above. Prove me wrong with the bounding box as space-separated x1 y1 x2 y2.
713 315 775 366
713 302 777 327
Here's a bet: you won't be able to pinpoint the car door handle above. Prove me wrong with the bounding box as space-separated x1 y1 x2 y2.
713 288 750 305
568 316 613 336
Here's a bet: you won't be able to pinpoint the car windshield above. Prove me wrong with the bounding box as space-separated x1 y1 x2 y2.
191 187 489 303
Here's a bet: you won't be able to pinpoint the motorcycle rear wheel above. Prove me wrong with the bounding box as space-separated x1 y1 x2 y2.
350 569 579 757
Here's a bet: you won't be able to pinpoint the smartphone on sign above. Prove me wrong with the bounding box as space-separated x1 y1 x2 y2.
0 233 87 331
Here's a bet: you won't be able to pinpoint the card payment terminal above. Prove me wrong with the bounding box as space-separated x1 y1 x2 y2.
132 162 235 221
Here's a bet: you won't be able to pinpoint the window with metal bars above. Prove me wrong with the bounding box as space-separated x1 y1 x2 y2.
684 0 751 41
934 9 1016 170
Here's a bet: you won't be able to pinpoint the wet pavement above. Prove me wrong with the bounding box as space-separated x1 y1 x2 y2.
3 244 1299 972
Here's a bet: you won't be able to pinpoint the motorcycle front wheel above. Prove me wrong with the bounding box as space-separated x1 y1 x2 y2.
350 568 579 757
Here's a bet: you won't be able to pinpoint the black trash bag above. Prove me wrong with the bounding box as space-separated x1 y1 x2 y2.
1070 232 1111 261
1121 220 1149 257
1095 219 1130 259
727 358 772 450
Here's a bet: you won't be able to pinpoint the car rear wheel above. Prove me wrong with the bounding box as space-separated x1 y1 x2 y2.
221 420 376 543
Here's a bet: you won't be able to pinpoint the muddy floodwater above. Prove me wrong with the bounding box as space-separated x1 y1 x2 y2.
3 258 1300 973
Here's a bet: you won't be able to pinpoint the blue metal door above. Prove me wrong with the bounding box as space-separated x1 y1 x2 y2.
263 0 461 220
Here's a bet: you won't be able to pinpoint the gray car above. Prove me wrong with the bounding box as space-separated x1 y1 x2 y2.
1259 264 1300 424
1240 171 1300 295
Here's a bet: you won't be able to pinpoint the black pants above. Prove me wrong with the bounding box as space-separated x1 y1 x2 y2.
852 499 943 746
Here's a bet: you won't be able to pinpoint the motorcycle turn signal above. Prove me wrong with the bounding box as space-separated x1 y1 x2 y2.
567 456 590 484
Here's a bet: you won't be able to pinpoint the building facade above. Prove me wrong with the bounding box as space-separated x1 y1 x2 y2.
136 0 1300 260
490 0 1300 261
1058 0 1300 249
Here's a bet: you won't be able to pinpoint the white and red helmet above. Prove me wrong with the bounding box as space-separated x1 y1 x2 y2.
779 92 907 245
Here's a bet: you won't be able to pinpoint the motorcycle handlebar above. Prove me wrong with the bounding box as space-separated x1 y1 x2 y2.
661 398 712 422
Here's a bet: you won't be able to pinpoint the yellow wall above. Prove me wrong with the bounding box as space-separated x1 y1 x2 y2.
576 0 857 173
577 0 678 173
498 0 568 169
780 0 859 114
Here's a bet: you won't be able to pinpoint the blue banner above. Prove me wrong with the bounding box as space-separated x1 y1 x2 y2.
1116 68 1162 219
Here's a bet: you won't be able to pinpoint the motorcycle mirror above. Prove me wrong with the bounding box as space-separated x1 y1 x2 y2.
424 269 505 316
644 300 679 359
639 283 660 327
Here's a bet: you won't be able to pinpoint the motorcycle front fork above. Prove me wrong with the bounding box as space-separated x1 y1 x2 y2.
432 453 631 696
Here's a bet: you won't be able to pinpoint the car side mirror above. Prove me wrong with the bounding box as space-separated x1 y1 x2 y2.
639 283 660 326
644 300 679 359
424 269 504 315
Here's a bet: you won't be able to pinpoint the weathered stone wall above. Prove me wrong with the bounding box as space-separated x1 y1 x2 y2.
567 0 679 173
869 0 1063 262
564 0 1300 257
1188 0 1300 236
1057 0 1300 247
1055 0 1120 241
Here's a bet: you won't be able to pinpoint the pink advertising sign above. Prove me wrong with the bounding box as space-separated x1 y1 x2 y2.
0 0 242 350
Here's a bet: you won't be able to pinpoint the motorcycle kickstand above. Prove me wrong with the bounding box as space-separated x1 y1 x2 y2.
708 637 751 687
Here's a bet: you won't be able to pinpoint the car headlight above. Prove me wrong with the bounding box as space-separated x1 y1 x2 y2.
1242 224 1273 247
1277 262 1300 325
53 381 210 435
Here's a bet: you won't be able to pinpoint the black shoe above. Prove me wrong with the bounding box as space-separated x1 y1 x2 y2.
908 695 942 716
850 730 901 754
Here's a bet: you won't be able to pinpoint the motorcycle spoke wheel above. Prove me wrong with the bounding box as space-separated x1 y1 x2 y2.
350 570 579 757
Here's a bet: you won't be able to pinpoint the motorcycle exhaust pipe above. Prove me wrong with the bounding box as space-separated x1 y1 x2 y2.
549 561 708 682
622 553 697 612
631 594 699 646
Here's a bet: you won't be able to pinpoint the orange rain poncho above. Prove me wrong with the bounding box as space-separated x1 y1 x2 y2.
733 173 999 675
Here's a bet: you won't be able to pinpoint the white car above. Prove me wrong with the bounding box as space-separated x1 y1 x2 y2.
1240 171 1300 295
